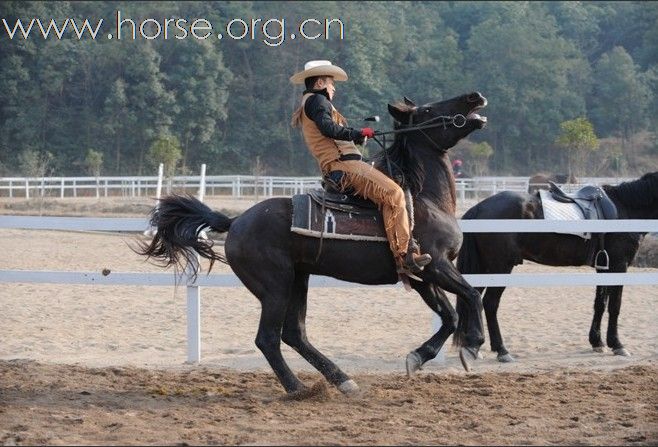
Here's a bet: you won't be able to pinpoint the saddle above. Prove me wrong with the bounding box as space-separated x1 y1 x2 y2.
548 182 617 220
290 182 387 242
545 181 618 270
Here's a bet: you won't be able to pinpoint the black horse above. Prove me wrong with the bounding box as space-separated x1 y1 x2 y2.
138 92 488 396
455 172 658 362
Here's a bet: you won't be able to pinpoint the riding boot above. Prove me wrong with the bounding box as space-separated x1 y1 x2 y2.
397 188 432 276
396 240 432 281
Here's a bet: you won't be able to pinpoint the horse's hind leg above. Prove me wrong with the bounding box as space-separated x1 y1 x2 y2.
281 273 357 394
483 286 514 362
405 282 457 375
231 263 305 394
589 285 608 352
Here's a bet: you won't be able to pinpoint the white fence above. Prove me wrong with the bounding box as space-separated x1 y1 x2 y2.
1 215 656 364
0 174 637 200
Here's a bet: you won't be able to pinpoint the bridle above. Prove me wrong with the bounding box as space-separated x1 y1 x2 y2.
371 111 467 151
369 111 469 178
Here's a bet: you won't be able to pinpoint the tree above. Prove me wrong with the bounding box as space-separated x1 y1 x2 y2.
464 2 590 173
147 135 182 193
555 117 599 179
159 39 232 171
84 149 103 198
590 47 653 169
84 149 103 177
468 142 494 177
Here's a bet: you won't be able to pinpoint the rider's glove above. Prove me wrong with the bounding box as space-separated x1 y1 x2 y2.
361 128 375 138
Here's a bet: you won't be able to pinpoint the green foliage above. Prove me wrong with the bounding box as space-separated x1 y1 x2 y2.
555 117 599 178
147 135 182 178
0 1 656 176
84 149 103 177
468 141 494 177
18 149 54 177
556 117 599 152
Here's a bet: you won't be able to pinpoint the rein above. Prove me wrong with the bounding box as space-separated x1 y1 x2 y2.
370 113 466 180
374 113 467 137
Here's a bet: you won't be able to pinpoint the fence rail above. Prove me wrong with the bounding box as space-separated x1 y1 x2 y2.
0 174 638 200
1 215 656 364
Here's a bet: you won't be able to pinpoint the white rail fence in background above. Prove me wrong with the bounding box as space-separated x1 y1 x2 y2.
1 215 656 364
0 174 637 200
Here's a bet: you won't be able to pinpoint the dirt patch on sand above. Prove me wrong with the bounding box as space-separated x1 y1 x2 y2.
1 360 656 446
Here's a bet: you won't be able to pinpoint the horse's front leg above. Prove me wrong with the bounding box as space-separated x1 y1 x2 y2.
606 285 630 356
596 264 631 356
405 281 457 375
421 258 485 371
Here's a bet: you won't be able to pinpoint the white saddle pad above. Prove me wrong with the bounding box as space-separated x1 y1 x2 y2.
539 190 590 239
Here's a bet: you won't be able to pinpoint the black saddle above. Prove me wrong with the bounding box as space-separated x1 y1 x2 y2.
314 170 379 214
548 181 617 220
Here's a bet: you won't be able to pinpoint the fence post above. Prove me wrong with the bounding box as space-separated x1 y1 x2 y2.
185 167 207 364
186 266 201 364
25 178 29 199
198 164 206 201
156 164 164 200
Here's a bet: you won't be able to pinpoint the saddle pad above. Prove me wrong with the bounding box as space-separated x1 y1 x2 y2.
539 190 589 239
290 194 387 242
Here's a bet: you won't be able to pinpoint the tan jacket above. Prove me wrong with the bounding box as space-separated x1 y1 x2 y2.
293 93 362 174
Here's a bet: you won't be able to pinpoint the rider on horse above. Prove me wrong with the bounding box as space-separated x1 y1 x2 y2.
290 60 431 276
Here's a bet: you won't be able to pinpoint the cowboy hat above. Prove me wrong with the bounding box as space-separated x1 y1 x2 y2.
289 60 348 84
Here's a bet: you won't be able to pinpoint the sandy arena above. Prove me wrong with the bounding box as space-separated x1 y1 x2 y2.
1 197 657 445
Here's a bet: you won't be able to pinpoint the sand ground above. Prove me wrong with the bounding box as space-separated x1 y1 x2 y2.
0 197 656 445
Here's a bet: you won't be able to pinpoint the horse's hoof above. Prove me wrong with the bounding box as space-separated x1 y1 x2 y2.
459 347 478 372
613 347 631 357
593 346 605 353
338 379 360 395
497 353 515 363
406 351 423 376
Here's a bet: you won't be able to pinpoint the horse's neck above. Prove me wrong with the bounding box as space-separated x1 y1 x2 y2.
416 149 457 215
605 184 655 219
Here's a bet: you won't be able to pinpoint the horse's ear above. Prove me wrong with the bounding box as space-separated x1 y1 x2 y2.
388 103 412 123
403 96 416 107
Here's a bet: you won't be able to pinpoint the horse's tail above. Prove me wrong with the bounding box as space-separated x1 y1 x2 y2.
453 204 483 348
135 194 234 278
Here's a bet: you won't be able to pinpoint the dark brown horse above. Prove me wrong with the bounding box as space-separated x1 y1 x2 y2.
138 92 488 396
455 172 658 362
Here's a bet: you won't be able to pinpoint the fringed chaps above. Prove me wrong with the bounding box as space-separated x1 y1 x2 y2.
328 159 410 257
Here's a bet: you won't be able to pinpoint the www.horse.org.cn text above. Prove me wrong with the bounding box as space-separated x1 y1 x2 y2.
1 10 346 47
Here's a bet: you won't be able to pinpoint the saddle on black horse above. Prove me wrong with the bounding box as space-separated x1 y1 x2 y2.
290 171 388 242
546 181 618 269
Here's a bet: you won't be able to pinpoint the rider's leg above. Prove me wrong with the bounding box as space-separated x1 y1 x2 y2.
329 160 431 273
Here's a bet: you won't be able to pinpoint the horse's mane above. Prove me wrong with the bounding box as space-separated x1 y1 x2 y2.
372 102 426 195
605 172 658 209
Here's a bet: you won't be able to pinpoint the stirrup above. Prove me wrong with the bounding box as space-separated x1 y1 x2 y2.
396 252 432 280
595 250 610 270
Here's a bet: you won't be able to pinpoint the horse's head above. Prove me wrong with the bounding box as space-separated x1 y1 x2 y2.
387 92 487 151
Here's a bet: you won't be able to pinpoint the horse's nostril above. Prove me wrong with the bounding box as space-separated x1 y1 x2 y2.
468 92 481 102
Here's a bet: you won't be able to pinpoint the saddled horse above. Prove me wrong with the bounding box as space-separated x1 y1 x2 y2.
455 172 658 362
137 92 488 396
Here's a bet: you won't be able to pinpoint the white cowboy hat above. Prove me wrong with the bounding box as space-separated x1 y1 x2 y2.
289 60 348 84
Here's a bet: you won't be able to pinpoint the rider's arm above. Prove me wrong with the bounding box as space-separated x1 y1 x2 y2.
304 94 363 142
